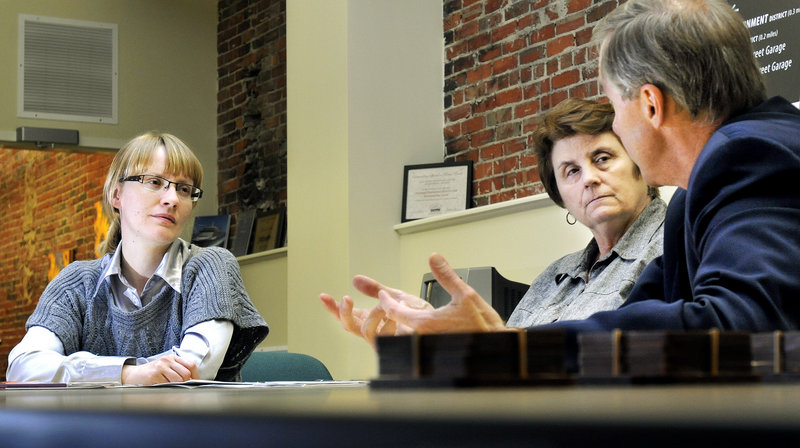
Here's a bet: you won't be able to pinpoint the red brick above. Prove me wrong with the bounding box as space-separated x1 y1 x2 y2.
502 37 526 54
491 21 518 42
444 124 461 140
505 138 527 155
547 35 575 57
503 173 518 188
575 27 593 46
517 13 536 31
446 103 471 122
552 69 580 89
446 137 470 154
468 32 491 51
556 16 585 35
492 55 518 75
462 116 485 134
477 178 495 195
478 46 501 63
466 64 493 84
503 156 519 171
531 24 555 44
444 12 461 31
560 53 574 69
519 152 539 168
462 2 483 22
446 41 469 60
485 0 505 14
475 161 494 179
496 87 522 106
455 21 479 41
569 83 590 98
515 100 540 119
519 45 545 65
471 129 495 148
480 143 504 160
546 58 559 76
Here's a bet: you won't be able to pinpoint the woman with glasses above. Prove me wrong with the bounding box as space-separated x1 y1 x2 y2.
7 132 268 385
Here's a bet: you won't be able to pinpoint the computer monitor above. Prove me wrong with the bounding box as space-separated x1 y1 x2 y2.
419 266 530 321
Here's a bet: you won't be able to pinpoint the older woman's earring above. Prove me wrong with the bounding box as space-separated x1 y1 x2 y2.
566 212 576 225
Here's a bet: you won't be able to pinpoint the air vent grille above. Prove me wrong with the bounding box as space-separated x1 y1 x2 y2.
18 15 118 124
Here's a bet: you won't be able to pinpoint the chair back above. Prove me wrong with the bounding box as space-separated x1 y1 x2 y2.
240 351 333 382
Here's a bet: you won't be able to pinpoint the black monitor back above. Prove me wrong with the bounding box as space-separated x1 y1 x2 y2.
419 266 529 321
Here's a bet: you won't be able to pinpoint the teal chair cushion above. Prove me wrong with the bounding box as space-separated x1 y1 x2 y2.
240 351 333 382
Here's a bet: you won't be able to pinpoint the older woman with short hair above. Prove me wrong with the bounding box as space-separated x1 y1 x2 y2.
506 98 664 326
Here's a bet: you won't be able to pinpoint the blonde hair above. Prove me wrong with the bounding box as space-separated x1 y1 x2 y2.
99 132 203 255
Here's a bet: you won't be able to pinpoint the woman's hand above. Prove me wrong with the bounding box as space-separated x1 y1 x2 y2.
121 354 199 385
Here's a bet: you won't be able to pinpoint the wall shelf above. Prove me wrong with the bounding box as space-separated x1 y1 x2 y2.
393 193 555 235
237 247 288 266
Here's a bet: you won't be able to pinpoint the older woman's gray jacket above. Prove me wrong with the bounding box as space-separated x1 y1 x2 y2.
506 198 666 328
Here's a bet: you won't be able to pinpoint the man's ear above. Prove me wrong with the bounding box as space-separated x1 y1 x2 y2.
639 84 665 128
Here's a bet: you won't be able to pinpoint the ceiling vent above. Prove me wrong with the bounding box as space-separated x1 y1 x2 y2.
18 14 118 124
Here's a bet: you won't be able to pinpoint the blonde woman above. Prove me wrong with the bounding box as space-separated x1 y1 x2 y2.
8 132 268 384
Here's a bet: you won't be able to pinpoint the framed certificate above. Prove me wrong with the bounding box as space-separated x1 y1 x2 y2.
250 208 286 253
402 161 473 222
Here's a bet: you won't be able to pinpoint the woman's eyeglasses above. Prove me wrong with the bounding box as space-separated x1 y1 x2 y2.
120 174 203 202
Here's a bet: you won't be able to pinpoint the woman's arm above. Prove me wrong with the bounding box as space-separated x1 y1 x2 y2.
145 319 233 379
7 326 131 383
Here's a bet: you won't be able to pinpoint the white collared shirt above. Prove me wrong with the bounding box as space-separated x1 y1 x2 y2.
7 239 233 384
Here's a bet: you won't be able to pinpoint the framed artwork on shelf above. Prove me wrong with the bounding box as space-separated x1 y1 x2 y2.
250 208 286 253
401 161 473 222
230 209 256 257
190 215 231 248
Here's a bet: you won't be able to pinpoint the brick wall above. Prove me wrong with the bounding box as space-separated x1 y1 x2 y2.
444 0 620 206
217 0 287 238
0 149 113 379
214 0 619 217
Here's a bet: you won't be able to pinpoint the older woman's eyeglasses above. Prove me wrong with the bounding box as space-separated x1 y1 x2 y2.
120 174 203 202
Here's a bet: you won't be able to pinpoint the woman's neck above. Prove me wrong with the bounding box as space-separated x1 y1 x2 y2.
119 239 171 295
592 198 651 258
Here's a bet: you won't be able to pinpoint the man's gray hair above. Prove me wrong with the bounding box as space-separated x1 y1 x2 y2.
593 0 767 122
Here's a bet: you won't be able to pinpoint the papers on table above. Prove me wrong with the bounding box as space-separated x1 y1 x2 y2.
145 379 368 388
1 380 368 390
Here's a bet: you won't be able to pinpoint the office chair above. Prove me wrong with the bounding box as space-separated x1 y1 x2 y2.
240 351 333 382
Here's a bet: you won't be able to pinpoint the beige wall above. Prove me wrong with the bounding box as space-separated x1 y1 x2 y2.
239 249 289 350
285 0 445 380
0 0 219 222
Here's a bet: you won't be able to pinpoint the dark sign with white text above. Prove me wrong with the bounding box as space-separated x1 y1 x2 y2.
731 1 800 105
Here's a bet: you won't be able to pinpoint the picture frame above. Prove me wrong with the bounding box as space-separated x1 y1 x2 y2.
229 209 256 257
250 208 286 253
401 161 473 222
191 215 231 248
